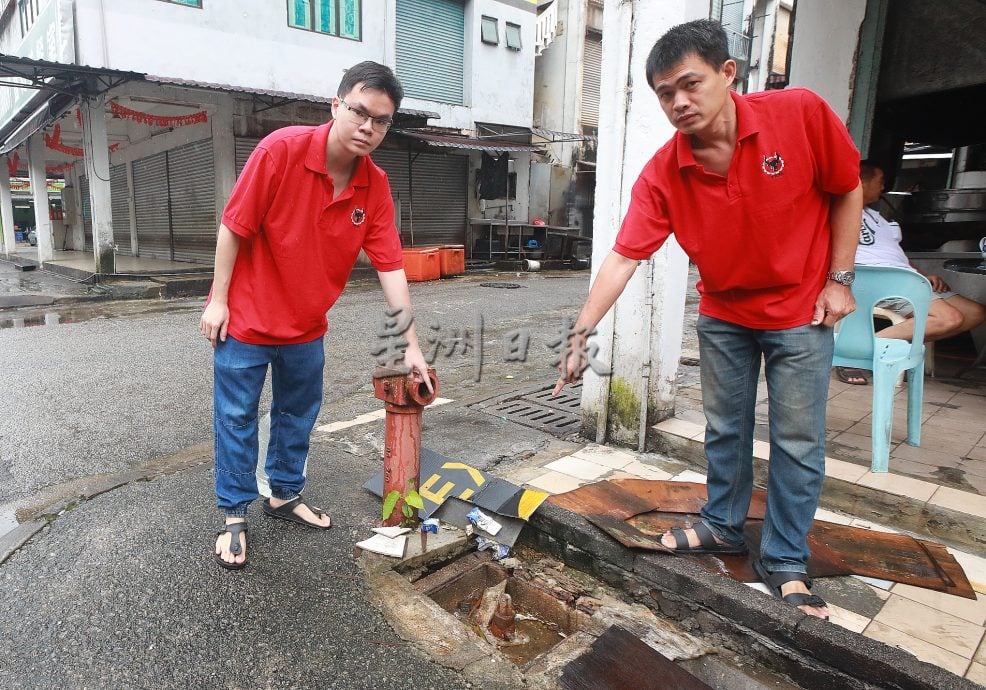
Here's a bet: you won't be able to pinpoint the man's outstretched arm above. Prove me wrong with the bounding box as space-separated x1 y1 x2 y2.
377 268 434 393
553 250 639 394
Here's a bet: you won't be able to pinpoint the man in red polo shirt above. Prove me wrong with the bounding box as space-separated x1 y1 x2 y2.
200 61 431 570
554 21 861 618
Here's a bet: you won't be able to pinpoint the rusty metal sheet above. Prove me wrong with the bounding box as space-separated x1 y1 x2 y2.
548 480 656 520
583 514 673 553
553 479 975 600
560 625 713 690
627 512 976 599
552 479 766 520
613 478 768 518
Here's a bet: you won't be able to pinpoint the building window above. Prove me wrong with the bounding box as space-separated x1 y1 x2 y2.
480 16 498 45
159 0 202 7
288 0 361 40
17 0 41 37
504 22 521 51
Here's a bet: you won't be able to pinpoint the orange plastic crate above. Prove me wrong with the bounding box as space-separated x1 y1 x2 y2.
438 244 465 277
402 247 440 282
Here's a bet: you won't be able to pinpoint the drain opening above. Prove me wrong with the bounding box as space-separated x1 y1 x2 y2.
470 381 583 439
420 559 588 668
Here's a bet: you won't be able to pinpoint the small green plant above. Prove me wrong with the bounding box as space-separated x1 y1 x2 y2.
382 479 425 525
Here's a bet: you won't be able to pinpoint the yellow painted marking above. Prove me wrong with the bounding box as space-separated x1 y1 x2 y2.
419 474 456 504
458 488 475 501
517 489 549 520
441 462 486 486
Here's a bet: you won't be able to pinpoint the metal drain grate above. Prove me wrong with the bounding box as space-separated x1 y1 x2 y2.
470 381 583 438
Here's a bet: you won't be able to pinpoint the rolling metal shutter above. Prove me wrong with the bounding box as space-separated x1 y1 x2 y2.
168 139 216 263
80 175 93 252
582 33 602 128
110 164 131 255
235 137 260 177
371 149 411 239
396 0 464 105
372 148 467 246
132 151 171 259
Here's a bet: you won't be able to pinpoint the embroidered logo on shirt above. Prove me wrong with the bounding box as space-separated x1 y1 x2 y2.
351 208 366 226
761 152 785 176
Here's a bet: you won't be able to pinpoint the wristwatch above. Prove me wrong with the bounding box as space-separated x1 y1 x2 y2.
826 270 855 287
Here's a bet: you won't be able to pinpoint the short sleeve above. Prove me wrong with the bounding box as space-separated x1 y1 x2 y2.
221 147 281 238
362 184 403 272
613 169 673 260
803 93 860 195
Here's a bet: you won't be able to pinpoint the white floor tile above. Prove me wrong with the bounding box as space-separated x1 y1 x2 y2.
670 470 708 484
543 456 610 481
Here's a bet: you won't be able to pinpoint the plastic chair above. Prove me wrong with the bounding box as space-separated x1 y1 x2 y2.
832 266 933 472
872 307 935 378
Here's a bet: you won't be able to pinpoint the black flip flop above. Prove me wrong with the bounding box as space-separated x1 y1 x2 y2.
753 559 829 619
215 522 248 570
262 495 332 529
667 521 748 555
835 366 870 385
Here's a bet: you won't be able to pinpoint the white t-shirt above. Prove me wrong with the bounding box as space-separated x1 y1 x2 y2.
856 207 911 269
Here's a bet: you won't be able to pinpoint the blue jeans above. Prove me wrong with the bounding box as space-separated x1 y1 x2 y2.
213 336 324 517
697 315 833 573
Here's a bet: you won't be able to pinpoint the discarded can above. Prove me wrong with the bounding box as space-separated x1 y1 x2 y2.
420 518 440 534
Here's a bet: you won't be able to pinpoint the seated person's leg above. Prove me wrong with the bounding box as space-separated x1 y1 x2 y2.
875 298 963 342
942 295 986 335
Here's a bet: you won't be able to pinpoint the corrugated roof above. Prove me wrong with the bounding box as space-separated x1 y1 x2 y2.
392 129 542 153
144 75 440 118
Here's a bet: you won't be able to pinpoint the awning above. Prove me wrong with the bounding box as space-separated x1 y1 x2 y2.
0 54 143 150
0 101 53 155
0 54 442 153
475 121 596 144
392 129 543 153
145 75 440 119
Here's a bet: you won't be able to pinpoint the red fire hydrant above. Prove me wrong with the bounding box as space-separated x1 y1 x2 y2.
373 366 439 526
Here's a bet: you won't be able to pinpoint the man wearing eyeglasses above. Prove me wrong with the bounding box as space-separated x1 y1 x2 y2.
201 61 430 570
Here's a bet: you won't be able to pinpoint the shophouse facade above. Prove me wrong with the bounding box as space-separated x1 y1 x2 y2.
0 0 540 272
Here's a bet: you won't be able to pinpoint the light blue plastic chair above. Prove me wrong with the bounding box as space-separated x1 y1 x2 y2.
832 266 933 473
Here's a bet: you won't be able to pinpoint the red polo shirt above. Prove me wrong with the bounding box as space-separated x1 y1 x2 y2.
219 121 403 344
615 88 860 329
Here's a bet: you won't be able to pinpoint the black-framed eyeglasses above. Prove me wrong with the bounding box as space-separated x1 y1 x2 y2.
339 99 393 133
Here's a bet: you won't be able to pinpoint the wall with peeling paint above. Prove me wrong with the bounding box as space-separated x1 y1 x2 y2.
581 0 704 448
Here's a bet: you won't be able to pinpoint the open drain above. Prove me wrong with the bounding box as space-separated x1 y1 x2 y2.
421 559 586 667
470 381 583 439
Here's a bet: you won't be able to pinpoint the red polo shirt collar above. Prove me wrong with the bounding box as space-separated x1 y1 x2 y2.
675 90 762 169
304 120 370 187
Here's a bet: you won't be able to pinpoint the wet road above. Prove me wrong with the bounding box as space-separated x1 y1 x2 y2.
0 271 589 516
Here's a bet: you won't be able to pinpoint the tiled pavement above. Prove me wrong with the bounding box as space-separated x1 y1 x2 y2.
498 442 986 684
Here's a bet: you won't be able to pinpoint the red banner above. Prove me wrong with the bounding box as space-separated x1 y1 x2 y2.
110 101 208 127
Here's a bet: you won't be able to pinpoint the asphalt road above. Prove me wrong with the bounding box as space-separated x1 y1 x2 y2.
0 271 589 514
0 269 592 689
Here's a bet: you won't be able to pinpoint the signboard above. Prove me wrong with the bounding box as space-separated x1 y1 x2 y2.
364 448 548 521
0 0 76 132
9 177 65 194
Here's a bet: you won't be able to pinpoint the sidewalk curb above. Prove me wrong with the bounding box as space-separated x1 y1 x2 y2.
0 520 46 565
520 501 978 690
